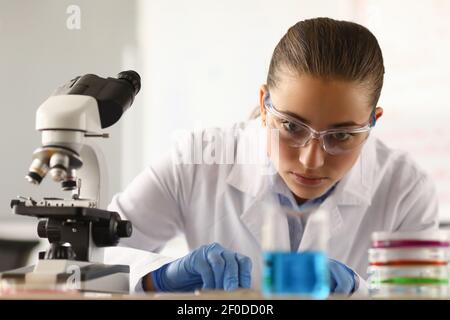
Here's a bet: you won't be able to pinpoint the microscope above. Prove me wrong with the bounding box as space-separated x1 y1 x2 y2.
0 71 141 294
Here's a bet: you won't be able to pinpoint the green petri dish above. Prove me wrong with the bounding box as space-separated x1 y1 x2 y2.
371 277 449 285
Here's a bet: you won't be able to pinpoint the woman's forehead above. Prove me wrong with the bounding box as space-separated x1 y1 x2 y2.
269 75 372 127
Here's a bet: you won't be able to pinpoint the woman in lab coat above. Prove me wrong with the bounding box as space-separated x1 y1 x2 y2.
108 17 439 295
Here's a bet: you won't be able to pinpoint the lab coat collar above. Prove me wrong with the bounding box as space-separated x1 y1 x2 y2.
226 120 376 207
225 119 273 198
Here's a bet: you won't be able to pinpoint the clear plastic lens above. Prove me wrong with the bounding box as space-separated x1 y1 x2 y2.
270 115 369 155
277 120 310 141
323 132 369 153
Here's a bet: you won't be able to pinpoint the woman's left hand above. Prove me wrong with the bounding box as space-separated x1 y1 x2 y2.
328 258 357 295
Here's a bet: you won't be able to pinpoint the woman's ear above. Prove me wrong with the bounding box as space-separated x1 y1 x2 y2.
375 106 383 121
259 84 268 126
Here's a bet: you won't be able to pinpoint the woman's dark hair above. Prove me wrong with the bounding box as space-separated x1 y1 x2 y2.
251 17 384 119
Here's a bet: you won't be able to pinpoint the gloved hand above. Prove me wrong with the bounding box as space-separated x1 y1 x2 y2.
151 242 252 292
328 259 357 295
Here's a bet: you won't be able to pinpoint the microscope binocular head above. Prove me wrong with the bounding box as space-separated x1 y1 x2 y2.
26 70 141 192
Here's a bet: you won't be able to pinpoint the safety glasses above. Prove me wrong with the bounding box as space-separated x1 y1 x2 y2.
264 92 376 155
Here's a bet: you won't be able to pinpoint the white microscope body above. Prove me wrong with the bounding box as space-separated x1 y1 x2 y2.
0 71 141 294
31 94 107 208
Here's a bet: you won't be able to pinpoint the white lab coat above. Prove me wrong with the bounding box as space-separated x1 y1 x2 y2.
107 119 439 295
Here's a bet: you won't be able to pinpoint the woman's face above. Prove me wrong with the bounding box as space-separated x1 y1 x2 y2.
259 73 383 204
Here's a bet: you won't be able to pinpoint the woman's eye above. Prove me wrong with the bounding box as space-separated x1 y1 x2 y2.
281 121 300 133
331 132 353 141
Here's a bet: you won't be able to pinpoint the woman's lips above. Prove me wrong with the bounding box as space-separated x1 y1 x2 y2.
289 171 327 186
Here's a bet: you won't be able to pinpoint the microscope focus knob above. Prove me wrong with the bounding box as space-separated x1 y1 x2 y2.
117 220 132 238
92 213 133 247
37 220 47 238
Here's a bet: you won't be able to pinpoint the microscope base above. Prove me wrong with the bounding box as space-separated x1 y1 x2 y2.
0 259 130 294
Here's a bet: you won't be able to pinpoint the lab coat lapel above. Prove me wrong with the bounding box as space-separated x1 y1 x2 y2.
297 195 341 251
225 119 288 248
226 161 291 250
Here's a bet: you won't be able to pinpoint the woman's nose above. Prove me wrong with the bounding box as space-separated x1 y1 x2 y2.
298 138 325 169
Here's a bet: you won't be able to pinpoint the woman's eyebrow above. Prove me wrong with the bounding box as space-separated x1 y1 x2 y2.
282 110 359 128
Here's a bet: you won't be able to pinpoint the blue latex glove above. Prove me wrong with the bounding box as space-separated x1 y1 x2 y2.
328 259 357 295
151 242 252 292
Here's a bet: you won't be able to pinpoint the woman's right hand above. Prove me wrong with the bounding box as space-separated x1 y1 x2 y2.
148 242 252 292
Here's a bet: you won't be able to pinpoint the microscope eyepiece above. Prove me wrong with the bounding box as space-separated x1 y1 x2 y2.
48 70 141 129
117 70 141 96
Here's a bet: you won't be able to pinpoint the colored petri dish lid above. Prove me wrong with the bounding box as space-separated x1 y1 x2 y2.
368 247 450 266
367 265 449 282
371 230 450 248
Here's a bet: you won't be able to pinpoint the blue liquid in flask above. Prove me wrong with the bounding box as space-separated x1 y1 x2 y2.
262 250 330 299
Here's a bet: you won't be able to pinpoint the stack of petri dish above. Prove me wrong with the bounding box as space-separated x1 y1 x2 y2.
368 230 450 298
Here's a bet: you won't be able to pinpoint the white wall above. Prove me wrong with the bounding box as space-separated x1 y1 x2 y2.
136 0 353 163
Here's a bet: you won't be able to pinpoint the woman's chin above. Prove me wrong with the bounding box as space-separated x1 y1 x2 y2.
286 177 332 201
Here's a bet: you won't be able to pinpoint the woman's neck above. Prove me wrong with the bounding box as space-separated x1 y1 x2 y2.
293 194 308 206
